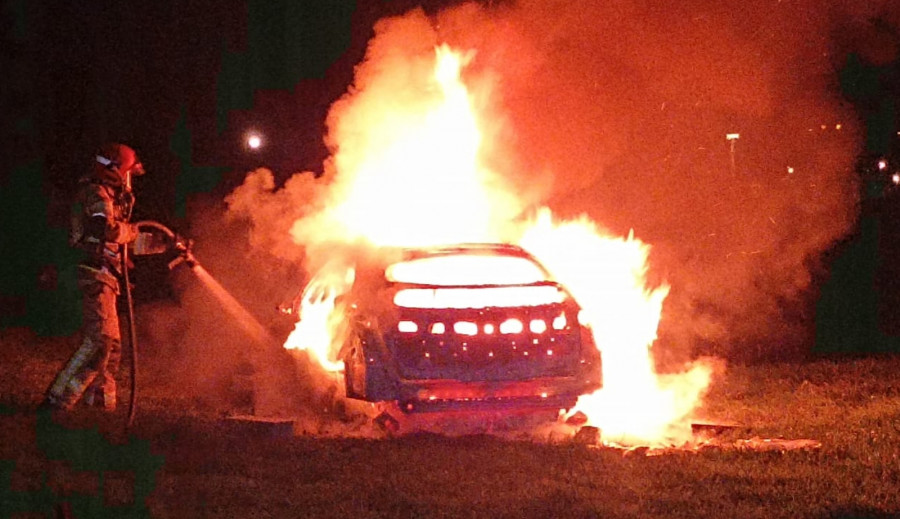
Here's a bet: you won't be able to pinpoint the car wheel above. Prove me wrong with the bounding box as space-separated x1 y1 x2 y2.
343 337 365 399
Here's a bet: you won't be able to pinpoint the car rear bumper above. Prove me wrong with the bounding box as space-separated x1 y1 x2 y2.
394 375 597 413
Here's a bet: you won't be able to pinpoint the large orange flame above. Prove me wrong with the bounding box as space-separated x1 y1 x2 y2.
519 209 713 446
284 44 713 446
322 44 509 247
282 262 353 373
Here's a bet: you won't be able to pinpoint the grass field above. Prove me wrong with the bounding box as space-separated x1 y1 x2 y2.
2 326 899 518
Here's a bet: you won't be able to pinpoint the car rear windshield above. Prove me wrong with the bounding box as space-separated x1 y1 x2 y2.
385 253 550 286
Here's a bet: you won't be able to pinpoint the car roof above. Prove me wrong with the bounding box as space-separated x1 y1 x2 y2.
398 242 535 260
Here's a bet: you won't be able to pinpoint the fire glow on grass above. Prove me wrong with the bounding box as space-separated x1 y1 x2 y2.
283 44 712 446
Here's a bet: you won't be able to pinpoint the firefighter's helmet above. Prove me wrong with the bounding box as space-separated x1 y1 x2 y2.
93 143 145 186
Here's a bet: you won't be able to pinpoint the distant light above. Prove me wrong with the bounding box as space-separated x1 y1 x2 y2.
835 124 842 130
893 173 900 185
878 159 888 171
820 125 827 130
247 134 262 149
787 166 795 174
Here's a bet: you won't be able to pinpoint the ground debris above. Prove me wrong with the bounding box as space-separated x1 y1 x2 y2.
573 425 600 445
374 411 401 435
730 436 822 452
591 435 823 456
602 443 702 457
220 415 295 438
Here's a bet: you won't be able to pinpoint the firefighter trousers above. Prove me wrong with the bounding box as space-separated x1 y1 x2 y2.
47 275 122 411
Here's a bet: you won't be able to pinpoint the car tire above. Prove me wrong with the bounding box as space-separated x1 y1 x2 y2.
343 338 364 399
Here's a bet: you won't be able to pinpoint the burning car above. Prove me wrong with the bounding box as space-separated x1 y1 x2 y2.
284 243 602 413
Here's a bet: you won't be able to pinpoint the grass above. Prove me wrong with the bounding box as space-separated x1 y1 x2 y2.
2 326 900 518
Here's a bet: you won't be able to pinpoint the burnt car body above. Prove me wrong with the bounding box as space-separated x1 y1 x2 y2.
293 243 602 413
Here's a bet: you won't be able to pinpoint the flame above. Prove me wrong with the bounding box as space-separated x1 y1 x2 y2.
323 44 510 248
284 43 712 445
283 293 344 372
282 263 354 373
519 210 713 446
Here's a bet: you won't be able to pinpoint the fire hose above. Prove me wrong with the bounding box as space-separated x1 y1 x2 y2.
122 220 196 430
121 245 137 429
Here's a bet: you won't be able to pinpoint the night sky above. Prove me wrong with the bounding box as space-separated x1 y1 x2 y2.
1 0 414 334
2 0 899 356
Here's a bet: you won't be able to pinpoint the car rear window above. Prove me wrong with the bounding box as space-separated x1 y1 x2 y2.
385 253 550 286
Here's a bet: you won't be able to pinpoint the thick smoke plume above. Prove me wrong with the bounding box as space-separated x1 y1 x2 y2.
436 0 869 361
226 0 900 364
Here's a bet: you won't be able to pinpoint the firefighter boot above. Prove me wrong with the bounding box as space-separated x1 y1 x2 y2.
83 380 116 412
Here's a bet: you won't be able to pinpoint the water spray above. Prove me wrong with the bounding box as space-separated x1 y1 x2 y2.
122 220 197 430
136 220 275 344
125 221 274 429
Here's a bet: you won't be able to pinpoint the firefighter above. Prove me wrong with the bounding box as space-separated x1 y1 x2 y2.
44 143 147 412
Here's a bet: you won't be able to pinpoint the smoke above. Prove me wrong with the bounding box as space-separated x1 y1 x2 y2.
134 191 313 418
226 0 899 364
117 2 887 441
205 1 900 431
427 0 897 361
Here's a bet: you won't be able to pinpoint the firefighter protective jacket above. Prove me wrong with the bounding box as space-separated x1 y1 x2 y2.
70 177 139 287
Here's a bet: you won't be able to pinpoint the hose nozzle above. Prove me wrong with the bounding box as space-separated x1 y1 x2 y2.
168 236 198 270
132 221 199 270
